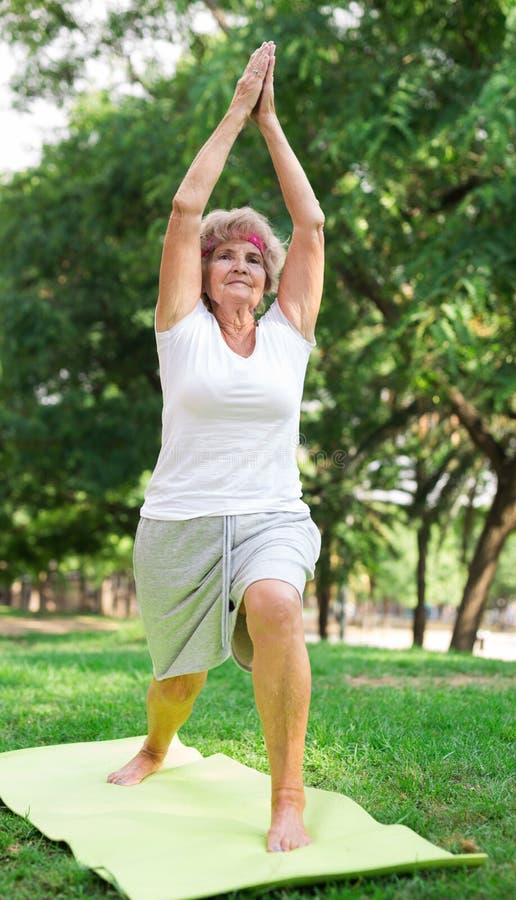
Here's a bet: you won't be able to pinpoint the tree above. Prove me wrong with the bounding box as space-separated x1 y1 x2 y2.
1 1 514 648
304 0 516 649
448 391 516 649
356 413 478 645
0 92 169 575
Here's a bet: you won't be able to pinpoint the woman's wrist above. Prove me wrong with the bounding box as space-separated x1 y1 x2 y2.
225 100 252 132
256 112 281 135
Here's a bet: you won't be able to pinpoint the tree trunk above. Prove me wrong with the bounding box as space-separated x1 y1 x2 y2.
413 520 430 646
450 461 516 651
0 585 13 606
20 576 31 610
318 585 331 640
316 532 332 640
38 572 50 612
124 575 132 617
79 572 90 612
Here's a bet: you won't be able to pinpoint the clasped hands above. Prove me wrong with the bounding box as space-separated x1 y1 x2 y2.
231 41 277 126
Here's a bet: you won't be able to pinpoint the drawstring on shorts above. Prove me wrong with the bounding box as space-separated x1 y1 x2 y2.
221 515 235 650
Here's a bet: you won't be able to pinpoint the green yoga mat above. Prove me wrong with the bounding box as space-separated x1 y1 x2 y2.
0 735 486 900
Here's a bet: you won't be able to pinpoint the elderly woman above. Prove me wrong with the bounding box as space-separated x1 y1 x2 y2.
108 41 324 853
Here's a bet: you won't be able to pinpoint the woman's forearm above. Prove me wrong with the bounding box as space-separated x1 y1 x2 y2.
171 43 274 217
258 115 324 229
172 106 248 216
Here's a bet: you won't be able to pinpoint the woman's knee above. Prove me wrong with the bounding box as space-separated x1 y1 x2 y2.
152 671 207 705
244 579 302 640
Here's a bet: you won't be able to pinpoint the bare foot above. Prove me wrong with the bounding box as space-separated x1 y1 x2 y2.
267 788 313 852
107 746 165 786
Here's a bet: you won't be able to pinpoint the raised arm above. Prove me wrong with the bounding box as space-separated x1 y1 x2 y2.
253 47 325 342
156 44 271 332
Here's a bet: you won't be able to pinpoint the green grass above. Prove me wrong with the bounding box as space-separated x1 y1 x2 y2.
0 610 515 900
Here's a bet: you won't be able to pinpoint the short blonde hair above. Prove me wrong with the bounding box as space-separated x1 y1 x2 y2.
200 207 286 308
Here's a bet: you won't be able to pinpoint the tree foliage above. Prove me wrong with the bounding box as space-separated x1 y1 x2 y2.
0 1 514 648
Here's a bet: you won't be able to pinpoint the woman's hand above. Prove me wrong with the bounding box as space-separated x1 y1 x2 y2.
251 42 277 126
230 42 275 121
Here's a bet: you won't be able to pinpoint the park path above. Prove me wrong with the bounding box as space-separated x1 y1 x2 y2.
303 615 516 662
0 615 120 637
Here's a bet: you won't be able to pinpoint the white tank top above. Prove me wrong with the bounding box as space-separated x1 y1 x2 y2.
140 299 315 520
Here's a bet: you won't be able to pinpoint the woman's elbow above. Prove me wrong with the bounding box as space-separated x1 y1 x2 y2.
302 203 325 232
313 204 325 231
171 190 202 219
308 207 325 242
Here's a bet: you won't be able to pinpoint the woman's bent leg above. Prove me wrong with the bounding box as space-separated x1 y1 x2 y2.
107 671 207 785
243 579 312 852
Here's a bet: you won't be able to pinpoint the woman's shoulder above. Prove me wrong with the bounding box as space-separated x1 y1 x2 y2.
156 299 211 343
260 299 316 350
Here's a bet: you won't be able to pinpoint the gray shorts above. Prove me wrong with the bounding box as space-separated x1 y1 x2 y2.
133 511 321 678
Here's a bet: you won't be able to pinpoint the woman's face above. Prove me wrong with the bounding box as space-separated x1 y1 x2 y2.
206 239 266 312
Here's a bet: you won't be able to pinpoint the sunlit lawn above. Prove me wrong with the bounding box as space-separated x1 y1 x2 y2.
0 609 514 899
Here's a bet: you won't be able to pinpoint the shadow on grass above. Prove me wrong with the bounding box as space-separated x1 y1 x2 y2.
0 624 149 678
1 629 514 682
0 624 142 644
308 641 515 679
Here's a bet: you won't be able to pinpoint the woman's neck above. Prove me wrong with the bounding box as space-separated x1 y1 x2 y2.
213 304 256 337
213 306 257 357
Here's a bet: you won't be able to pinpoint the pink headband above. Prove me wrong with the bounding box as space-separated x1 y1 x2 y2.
201 232 266 258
